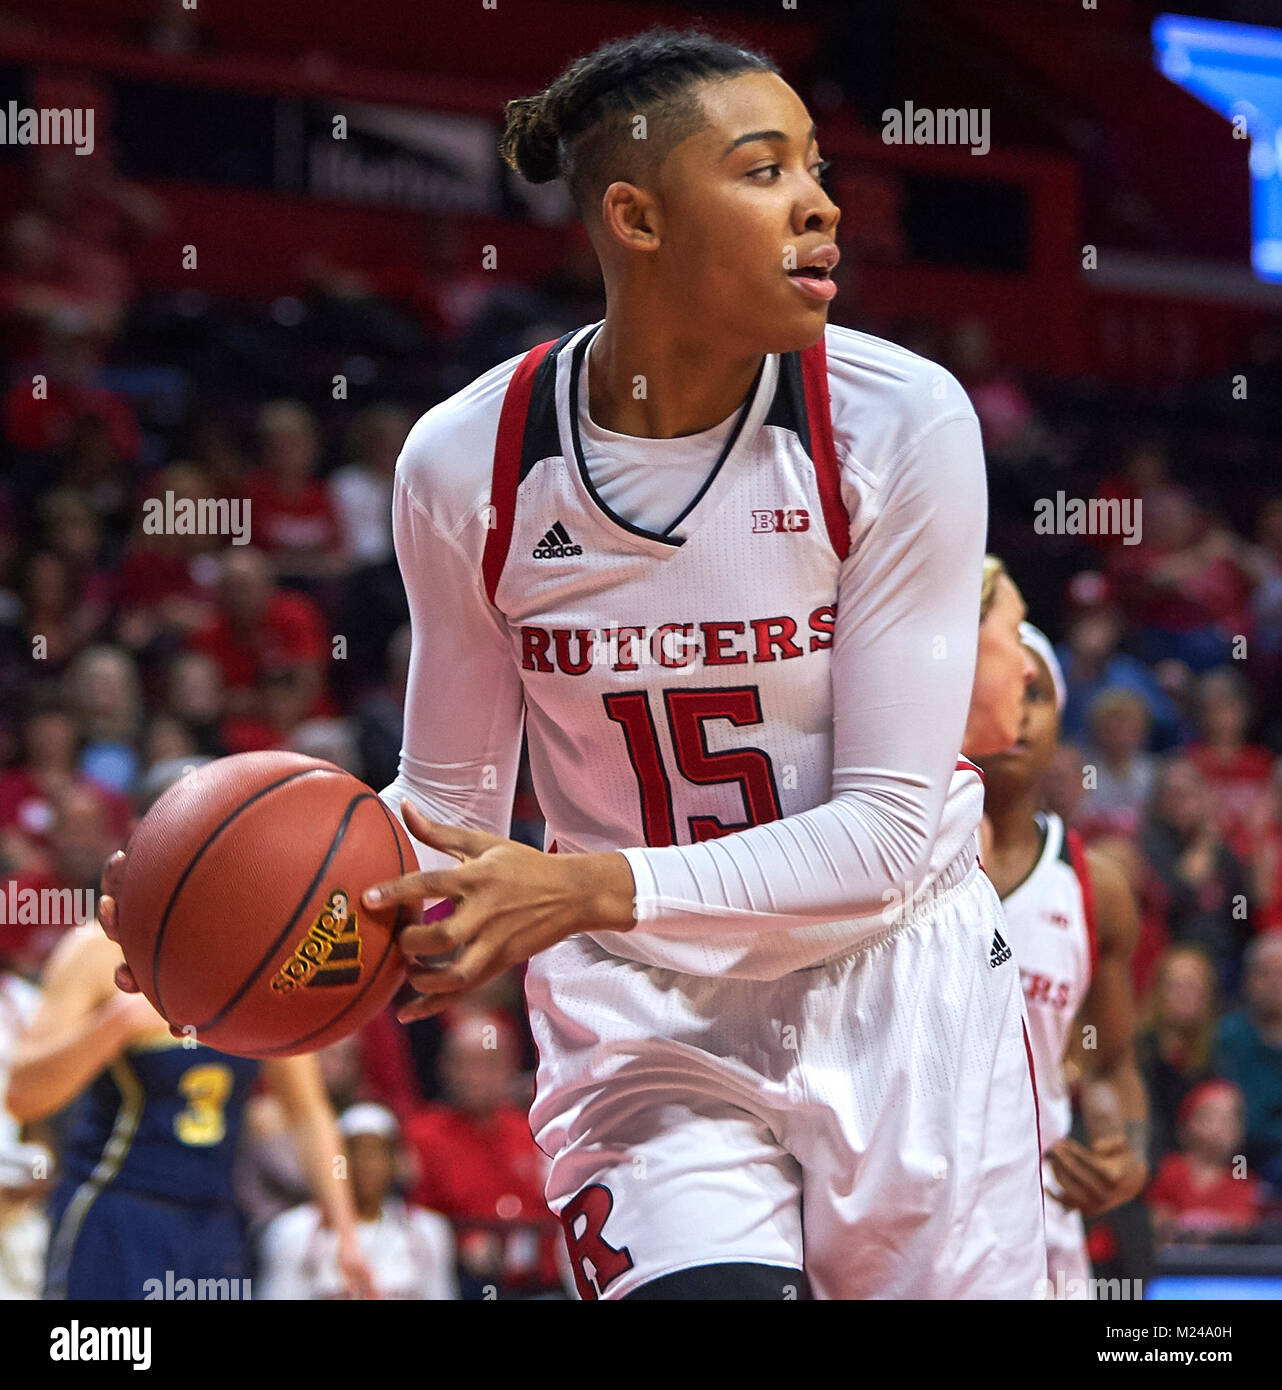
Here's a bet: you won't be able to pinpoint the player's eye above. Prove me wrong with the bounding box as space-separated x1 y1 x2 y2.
812 158 832 184
747 163 783 182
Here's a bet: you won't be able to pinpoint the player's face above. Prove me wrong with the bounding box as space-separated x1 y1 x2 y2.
654 72 841 354
976 650 1060 786
965 575 1032 757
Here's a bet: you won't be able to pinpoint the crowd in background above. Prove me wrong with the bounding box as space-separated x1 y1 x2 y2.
0 130 1281 1298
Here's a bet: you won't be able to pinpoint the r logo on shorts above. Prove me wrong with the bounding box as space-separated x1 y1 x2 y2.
561 1184 634 1300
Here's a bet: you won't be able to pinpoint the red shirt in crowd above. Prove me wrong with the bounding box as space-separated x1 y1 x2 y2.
1186 742 1277 862
1146 1153 1262 1237
0 768 131 851
244 472 341 560
1 379 140 459
189 589 335 717
405 1103 561 1292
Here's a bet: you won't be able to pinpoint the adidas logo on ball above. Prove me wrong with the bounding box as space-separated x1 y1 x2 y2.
271 889 364 994
533 521 583 559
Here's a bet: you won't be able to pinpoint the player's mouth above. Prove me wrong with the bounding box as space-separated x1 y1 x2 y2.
786 244 840 302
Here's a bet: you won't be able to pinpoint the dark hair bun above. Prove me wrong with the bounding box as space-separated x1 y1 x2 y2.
499 95 562 184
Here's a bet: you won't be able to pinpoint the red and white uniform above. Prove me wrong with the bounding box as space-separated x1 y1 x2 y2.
998 811 1097 1294
381 321 1045 1298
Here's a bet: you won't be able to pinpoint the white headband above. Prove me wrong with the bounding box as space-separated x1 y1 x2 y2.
1019 622 1066 713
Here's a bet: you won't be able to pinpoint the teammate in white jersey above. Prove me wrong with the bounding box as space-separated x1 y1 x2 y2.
975 624 1149 1297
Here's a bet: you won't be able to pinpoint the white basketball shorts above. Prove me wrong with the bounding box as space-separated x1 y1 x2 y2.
525 856 1048 1299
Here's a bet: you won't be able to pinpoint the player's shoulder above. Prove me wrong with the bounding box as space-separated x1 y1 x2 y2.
820 322 979 470
395 339 561 531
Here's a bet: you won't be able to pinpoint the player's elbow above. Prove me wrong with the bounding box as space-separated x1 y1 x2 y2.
4 1068 48 1124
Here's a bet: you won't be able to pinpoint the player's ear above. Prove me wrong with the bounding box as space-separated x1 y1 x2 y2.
599 182 662 254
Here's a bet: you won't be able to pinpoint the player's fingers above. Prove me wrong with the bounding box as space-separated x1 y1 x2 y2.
362 866 466 912
400 801 499 861
101 849 126 898
113 962 142 994
99 894 120 943
398 901 470 961
1047 1145 1110 1206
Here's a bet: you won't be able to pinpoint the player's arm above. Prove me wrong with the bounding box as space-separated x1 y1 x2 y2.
1046 848 1150 1218
5 927 162 1122
260 1053 377 1300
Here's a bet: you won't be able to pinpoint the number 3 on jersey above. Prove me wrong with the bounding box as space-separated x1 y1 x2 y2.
604 685 782 845
174 1063 234 1146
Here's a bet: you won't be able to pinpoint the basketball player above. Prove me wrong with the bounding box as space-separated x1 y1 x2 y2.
11 766 375 1300
964 555 1036 760
109 29 1045 1299
975 625 1149 1297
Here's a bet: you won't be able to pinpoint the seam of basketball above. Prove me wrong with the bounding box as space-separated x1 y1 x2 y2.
186 790 372 1033
150 766 335 1015
253 795 411 1056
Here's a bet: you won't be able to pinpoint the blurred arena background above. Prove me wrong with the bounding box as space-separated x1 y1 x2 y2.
1 0 1282 1300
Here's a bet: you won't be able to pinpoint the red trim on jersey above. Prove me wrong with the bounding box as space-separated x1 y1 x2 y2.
956 756 984 784
547 840 558 854
799 337 849 562
1065 827 1099 980
1022 1018 1046 1219
482 338 559 607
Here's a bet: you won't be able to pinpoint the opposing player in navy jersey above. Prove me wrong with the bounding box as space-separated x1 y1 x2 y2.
975 626 1149 1296
11 768 374 1301
109 30 1046 1299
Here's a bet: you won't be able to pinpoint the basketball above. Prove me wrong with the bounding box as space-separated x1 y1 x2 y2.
114 751 419 1057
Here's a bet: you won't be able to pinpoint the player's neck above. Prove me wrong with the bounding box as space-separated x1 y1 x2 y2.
587 310 762 439
984 794 1044 861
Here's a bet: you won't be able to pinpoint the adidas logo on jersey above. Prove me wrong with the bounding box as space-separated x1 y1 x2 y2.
533 521 583 560
989 928 1012 968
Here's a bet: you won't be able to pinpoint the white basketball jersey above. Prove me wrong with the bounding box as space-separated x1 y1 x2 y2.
998 811 1097 1149
388 321 985 980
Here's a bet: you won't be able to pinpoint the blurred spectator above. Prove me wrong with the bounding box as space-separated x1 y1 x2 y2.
245 401 348 593
38 489 113 645
1146 1081 1263 1244
1249 765 1282 934
1140 759 1253 993
1136 945 1221 1167
0 695 130 876
1186 668 1276 864
1056 581 1185 753
18 551 95 675
1110 488 1254 674
140 714 199 771
5 782 121 975
405 1011 563 1298
188 547 334 725
947 317 1042 466
114 462 220 658
1214 935 1282 1189
329 405 407 570
1076 690 1158 843
64 645 144 796
257 1104 457 1300
162 650 228 758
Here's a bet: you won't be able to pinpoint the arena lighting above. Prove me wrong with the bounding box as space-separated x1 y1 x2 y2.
1153 14 1282 283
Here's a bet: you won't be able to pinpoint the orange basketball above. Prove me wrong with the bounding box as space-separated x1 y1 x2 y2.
115 751 420 1057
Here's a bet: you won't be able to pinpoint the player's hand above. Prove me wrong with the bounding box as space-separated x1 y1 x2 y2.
1046 1136 1148 1218
99 850 143 996
337 1234 379 1300
363 801 636 1022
